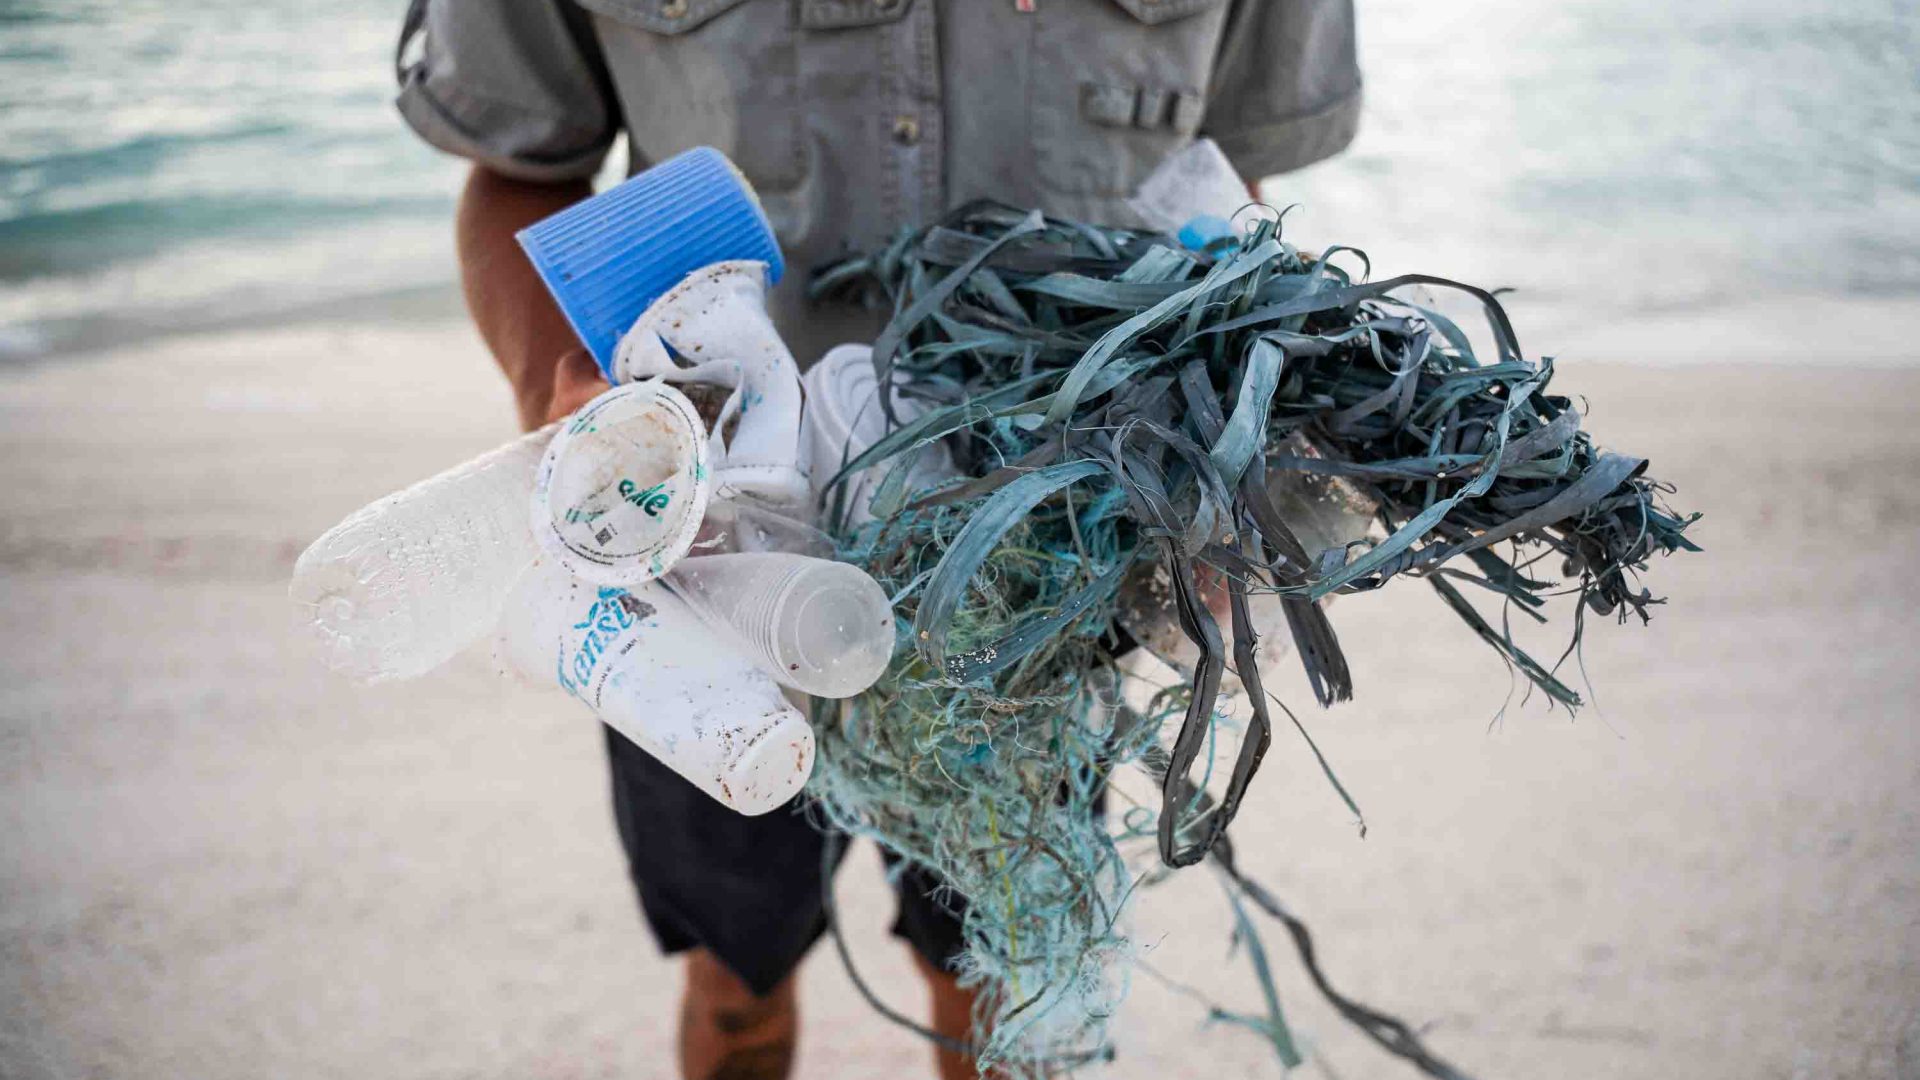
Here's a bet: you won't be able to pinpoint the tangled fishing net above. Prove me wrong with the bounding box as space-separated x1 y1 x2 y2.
803 203 1699 1077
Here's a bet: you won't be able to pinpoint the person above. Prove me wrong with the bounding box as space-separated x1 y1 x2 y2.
393 2 1358 1077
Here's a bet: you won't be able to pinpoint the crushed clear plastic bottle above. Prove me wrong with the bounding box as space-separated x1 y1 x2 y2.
288 425 555 683
664 552 894 699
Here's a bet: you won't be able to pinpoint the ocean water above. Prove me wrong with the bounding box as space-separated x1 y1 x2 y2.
1278 0 1920 359
0 0 466 357
1 0 1915 360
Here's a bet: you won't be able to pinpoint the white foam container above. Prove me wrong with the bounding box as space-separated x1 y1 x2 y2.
497 559 815 816
530 380 711 586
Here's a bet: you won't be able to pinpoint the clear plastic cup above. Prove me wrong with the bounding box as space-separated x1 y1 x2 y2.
694 498 837 559
664 552 894 699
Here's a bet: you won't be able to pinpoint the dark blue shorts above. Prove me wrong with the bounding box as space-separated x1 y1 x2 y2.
603 725 966 996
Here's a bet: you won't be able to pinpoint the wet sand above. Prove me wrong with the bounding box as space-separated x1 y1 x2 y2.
1 318 1916 1079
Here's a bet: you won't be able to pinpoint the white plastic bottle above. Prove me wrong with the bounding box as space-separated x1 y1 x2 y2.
497 559 816 815
289 424 555 683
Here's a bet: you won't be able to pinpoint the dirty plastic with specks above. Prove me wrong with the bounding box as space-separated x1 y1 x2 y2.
664 552 894 699
497 559 815 816
517 146 783 380
293 380 713 683
289 424 556 683
531 380 711 586
801 342 956 528
298 147 780 685
1116 561 1298 697
1259 432 1381 562
615 261 809 512
1116 433 1377 692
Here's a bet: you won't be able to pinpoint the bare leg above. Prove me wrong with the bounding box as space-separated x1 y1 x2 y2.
914 952 1005 1080
679 949 797 1080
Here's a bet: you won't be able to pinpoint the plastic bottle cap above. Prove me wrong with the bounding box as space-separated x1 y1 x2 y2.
516 147 785 381
1177 214 1235 252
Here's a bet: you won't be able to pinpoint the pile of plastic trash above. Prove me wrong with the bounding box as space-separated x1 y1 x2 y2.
289 149 899 816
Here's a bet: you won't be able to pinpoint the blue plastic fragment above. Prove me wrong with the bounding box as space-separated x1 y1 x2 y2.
1177 214 1235 252
517 146 784 381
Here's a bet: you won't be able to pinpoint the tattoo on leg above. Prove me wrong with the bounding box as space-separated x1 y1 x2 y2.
711 999 781 1036
704 1042 794 1080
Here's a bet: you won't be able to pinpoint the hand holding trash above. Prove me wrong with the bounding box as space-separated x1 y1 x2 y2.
289 148 896 816
543 346 610 426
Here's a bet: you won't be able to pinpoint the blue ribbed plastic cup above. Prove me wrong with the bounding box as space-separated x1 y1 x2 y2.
517 147 785 381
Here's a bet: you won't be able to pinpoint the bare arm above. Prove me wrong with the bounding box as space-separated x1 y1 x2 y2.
455 165 610 430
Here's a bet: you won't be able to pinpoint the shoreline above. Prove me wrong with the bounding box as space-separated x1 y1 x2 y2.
0 281 468 367
5 272 1917 370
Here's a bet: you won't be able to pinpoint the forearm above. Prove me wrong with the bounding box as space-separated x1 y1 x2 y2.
455 166 593 430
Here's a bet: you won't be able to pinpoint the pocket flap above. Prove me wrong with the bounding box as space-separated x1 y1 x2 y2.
575 0 756 35
1107 0 1227 26
798 0 914 31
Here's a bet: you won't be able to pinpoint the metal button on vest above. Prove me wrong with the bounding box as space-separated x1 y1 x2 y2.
892 115 920 146
661 0 687 16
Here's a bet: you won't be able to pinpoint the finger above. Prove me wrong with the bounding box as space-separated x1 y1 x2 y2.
547 347 611 422
1197 564 1235 623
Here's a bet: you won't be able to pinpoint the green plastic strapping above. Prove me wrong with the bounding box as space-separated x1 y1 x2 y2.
804 202 1699 1077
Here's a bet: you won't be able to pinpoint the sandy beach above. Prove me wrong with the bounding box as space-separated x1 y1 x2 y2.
1 313 1916 1080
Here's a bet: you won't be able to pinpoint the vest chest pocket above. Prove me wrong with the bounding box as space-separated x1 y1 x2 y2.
1028 0 1230 199
581 0 805 192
